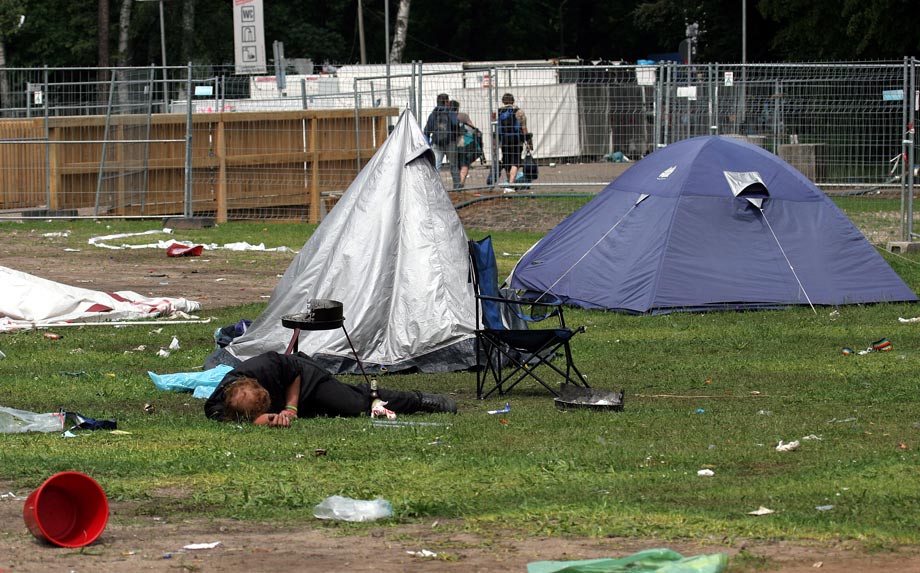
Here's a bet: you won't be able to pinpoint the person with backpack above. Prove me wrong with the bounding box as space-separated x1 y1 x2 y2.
424 93 461 190
451 99 480 190
495 92 529 189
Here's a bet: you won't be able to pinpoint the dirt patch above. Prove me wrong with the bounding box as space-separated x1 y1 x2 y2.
2 236 295 312
3 492 920 573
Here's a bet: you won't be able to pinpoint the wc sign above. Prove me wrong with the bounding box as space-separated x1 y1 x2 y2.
233 0 266 74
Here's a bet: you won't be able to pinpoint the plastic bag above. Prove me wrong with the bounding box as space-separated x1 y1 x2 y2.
0 406 65 434
527 548 728 573
313 495 393 522
148 364 234 399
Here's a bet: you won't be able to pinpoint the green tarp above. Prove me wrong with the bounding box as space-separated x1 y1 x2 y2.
527 548 728 573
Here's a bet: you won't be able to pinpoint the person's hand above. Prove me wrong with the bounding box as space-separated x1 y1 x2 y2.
279 408 297 421
254 413 291 427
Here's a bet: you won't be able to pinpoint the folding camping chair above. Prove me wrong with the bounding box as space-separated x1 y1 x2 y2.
468 236 589 399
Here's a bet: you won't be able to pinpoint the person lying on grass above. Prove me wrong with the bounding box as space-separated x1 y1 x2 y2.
204 351 457 426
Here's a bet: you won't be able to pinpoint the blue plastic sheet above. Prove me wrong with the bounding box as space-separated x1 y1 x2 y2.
148 364 233 399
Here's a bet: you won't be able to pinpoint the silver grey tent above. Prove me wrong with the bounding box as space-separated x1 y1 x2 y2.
206 109 477 373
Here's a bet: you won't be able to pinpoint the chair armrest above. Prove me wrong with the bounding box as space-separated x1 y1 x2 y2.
475 294 563 307
475 294 564 324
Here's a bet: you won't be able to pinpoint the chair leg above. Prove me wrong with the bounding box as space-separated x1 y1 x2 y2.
562 342 589 388
477 335 506 399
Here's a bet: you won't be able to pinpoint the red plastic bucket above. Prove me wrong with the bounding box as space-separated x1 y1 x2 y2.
22 472 109 548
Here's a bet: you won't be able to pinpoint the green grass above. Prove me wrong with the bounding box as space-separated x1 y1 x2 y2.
2 220 920 553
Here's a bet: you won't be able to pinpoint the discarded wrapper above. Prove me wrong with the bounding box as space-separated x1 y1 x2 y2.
872 338 892 351
183 541 220 550
748 506 775 516
776 440 800 452
166 243 204 257
370 399 396 420
857 338 893 355
697 469 715 477
488 402 511 415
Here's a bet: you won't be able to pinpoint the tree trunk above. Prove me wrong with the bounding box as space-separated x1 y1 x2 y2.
98 0 110 108
0 40 8 116
389 0 411 64
116 0 133 110
116 0 132 67
98 0 110 67
181 0 196 65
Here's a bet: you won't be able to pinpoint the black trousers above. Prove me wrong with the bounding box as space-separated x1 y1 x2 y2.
300 379 423 418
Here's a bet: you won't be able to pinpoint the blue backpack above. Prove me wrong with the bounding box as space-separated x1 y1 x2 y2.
497 105 522 142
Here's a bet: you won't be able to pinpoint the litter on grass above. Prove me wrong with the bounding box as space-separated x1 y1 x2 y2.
527 548 727 573
88 228 296 253
488 402 511 415
183 541 221 550
748 506 775 516
776 440 800 452
313 496 392 522
855 338 893 355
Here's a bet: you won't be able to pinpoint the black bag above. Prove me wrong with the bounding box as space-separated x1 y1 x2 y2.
522 153 539 181
432 109 457 146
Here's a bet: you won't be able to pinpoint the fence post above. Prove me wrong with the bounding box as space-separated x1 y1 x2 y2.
654 63 662 149
904 57 917 241
710 63 718 135
488 66 499 186
215 115 227 223
184 62 193 218
94 70 118 216
353 77 361 170
409 61 416 118
900 57 910 240
43 65 51 209
308 114 320 223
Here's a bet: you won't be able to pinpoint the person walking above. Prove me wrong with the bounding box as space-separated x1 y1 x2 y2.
451 99 478 190
424 93 461 189
496 93 529 190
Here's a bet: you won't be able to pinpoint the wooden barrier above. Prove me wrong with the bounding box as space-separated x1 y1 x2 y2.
0 108 397 222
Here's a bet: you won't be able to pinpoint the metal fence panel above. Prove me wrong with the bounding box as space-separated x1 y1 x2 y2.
0 60 915 243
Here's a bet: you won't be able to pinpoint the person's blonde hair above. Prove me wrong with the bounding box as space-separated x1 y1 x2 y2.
223 377 270 422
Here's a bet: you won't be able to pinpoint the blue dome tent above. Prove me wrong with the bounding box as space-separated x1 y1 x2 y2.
509 136 917 314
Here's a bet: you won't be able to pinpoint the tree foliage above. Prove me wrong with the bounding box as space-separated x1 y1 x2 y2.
0 0 915 69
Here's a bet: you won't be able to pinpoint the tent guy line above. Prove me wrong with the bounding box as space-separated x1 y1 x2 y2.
528 193 649 304
753 203 817 314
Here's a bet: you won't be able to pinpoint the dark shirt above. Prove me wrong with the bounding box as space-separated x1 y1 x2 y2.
204 352 336 421
423 106 459 144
